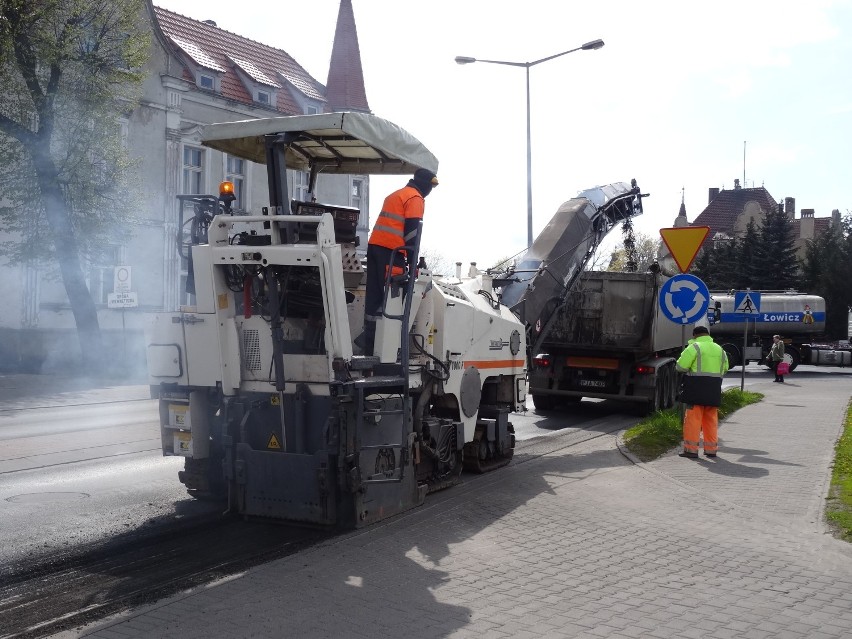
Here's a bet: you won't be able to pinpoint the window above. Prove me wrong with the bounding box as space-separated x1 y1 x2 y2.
306 105 319 115
226 155 246 210
294 171 309 201
183 146 205 195
351 179 364 211
199 74 215 90
257 90 270 104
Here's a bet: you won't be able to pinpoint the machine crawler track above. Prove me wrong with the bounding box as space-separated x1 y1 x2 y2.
462 424 516 474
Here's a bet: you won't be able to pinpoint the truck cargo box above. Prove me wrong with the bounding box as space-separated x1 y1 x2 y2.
542 271 688 355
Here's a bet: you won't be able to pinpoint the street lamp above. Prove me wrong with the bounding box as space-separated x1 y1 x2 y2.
455 39 605 248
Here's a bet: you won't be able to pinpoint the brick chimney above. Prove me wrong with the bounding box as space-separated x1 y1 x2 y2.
800 208 815 241
708 187 720 203
785 197 795 220
833 209 841 225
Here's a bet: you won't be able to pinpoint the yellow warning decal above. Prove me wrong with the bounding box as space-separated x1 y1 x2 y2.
267 433 282 450
217 293 229 310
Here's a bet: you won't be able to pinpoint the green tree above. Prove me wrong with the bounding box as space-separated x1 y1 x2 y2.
0 0 149 369
801 213 852 339
753 204 800 290
693 237 740 290
732 220 760 290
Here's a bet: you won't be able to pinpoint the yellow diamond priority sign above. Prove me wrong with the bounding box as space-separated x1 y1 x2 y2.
659 226 710 273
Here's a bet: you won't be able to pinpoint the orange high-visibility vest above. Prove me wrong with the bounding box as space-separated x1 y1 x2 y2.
368 185 424 250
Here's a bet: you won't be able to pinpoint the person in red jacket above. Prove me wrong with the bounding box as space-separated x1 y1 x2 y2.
355 168 439 355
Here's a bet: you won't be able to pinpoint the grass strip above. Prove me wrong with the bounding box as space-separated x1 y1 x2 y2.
622 388 764 462
825 399 852 541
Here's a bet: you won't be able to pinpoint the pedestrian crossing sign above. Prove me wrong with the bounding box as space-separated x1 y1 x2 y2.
734 291 761 315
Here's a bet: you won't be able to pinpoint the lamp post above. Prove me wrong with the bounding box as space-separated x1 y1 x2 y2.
455 39 605 248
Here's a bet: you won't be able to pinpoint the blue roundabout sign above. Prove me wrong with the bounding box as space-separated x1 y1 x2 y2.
659 274 710 325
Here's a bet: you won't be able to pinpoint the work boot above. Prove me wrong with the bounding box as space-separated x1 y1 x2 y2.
678 451 698 459
705 452 717 458
353 331 367 353
354 321 376 356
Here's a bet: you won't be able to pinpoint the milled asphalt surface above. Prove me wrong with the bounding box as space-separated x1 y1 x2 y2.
7 367 850 638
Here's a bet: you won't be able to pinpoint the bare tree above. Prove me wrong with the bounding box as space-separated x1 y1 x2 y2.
606 232 662 272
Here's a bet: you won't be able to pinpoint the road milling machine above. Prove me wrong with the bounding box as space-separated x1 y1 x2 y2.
146 113 526 528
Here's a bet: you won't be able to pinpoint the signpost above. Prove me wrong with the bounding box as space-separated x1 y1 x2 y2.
108 266 138 364
659 226 711 423
733 290 761 391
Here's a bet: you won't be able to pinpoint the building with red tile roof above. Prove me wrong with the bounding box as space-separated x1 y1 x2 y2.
689 179 841 259
1 0 376 373
152 7 332 115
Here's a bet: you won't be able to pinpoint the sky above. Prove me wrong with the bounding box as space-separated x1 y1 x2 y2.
155 0 852 269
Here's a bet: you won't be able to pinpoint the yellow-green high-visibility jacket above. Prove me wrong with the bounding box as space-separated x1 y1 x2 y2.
677 335 729 376
676 335 729 406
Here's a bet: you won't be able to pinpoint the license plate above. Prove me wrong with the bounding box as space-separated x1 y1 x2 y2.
579 379 607 388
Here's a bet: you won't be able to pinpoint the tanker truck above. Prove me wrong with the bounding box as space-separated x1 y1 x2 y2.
707 291 851 370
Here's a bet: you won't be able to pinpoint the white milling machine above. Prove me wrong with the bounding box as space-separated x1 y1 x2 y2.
146 113 526 528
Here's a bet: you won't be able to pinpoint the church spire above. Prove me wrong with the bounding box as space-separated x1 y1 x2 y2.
674 187 689 227
325 0 370 113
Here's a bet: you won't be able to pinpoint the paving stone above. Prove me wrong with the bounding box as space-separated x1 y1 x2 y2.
51 374 852 639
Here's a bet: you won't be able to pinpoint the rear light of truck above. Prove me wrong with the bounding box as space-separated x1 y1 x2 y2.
533 354 552 368
634 365 655 375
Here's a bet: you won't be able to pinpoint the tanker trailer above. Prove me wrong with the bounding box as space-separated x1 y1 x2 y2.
706 292 850 370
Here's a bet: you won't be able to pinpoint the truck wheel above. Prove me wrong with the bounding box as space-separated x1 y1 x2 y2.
532 394 555 411
635 380 661 417
784 345 801 372
721 343 741 368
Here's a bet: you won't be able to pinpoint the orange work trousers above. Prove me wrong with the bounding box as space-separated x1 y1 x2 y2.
683 404 718 454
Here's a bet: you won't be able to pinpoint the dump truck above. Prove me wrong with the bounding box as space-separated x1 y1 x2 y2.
493 183 685 416
523 270 692 415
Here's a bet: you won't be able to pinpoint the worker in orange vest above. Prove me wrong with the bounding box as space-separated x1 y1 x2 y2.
355 168 439 355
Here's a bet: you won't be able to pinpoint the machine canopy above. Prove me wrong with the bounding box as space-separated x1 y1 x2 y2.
200 111 439 175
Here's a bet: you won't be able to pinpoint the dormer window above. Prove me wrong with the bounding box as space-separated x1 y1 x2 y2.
257 90 271 105
170 37 225 92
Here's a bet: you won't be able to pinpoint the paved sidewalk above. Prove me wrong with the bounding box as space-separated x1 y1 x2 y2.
56 370 852 639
